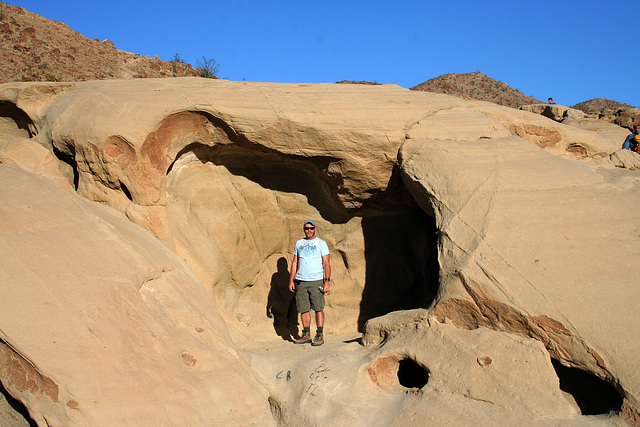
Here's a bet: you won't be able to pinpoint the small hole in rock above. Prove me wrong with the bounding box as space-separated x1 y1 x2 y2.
397 358 429 389
551 359 623 415
120 181 133 201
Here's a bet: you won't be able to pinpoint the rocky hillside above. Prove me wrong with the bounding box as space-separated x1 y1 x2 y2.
0 4 200 82
411 72 541 108
572 98 637 116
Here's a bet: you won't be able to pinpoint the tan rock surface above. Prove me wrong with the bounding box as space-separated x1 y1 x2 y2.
520 103 574 122
247 316 618 426
520 102 632 150
0 78 638 425
400 136 640 422
0 80 621 333
610 148 640 170
0 165 272 426
0 137 72 188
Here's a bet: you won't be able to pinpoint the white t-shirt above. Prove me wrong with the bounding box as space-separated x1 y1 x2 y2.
294 237 330 281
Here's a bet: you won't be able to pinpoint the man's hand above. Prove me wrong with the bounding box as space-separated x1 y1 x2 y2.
322 281 330 294
289 281 296 293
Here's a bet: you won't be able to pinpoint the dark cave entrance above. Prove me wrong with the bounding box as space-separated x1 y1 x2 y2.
551 359 623 415
397 358 430 389
358 206 439 330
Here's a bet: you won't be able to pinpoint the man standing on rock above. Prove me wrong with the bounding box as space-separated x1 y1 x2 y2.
288 220 331 346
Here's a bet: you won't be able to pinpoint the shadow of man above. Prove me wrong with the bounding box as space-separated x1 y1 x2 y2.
267 257 299 341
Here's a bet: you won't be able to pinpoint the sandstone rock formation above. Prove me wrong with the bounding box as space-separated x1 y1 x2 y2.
610 148 640 170
399 135 639 424
519 103 632 151
0 165 272 426
249 315 612 426
520 103 583 122
0 78 638 426
572 99 640 130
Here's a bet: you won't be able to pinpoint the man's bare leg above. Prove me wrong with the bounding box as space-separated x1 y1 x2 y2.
315 310 324 327
300 311 311 328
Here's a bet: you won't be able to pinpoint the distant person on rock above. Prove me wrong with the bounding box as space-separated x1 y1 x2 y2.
547 97 555 104
622 124 639 152
288 220 331 346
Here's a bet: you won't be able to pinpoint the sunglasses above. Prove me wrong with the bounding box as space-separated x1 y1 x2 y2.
304 226 315 230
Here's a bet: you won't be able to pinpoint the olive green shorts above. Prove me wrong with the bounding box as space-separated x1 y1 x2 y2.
294 279 325 313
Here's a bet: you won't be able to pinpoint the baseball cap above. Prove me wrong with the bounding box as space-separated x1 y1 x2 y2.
304 220 316 227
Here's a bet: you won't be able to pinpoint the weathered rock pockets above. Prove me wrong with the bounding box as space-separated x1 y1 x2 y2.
1 78 639 425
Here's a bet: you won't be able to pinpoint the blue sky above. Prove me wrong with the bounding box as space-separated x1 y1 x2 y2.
11 0 640 107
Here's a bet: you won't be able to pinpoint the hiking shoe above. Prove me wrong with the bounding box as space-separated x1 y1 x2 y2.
311 332 324 346
295 331 311 344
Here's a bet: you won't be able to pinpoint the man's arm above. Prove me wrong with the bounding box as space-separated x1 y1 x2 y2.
322 254 331 293
288 255 298 293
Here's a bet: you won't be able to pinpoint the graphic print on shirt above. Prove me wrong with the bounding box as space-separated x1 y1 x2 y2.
298 241 320 258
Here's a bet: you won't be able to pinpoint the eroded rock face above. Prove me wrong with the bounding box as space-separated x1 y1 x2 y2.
520 102 633 152
0 79 638 425
0 165 272 426
400 136 640 422
256 314 613 426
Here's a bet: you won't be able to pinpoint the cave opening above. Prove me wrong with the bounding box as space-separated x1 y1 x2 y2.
51 143 79 190
0 380 37 427
358 207 439 330
397 358 430 389
551 359 623 416
166 118 440 334
120 180 133 202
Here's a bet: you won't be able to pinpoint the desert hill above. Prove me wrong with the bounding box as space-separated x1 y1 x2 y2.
411 71 542 108
0 4 200 82
572 98 637 116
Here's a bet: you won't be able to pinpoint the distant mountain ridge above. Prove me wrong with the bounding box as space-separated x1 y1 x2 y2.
410 72 541 108
411 72 638 119
571 98 637 116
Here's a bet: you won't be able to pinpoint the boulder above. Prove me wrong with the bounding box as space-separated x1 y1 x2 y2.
610 148 640 170
520 103 573 122
613 108 640 130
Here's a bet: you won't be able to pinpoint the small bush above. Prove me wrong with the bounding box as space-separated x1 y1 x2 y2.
171 53 186 77
196 56 219 79
0 2 6 21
